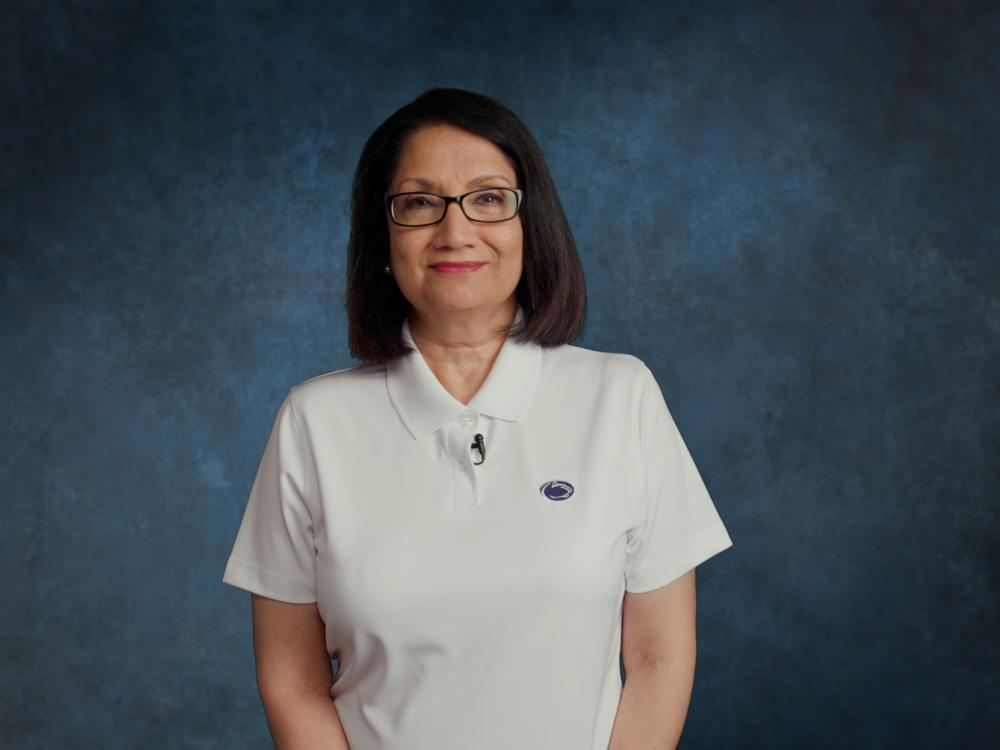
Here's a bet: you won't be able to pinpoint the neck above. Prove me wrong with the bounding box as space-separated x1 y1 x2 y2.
407 301 517 404
408 301 516 365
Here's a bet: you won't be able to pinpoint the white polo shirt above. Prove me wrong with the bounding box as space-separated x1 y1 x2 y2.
222 305 733 750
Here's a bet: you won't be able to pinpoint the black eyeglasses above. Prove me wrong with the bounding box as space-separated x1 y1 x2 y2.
385 187 523 227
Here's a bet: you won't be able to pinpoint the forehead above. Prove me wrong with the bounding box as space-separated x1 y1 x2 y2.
392 124 516 186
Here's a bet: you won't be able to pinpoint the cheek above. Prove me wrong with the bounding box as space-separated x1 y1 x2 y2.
388 229 419 262
508 230 525 272
500 224 524 261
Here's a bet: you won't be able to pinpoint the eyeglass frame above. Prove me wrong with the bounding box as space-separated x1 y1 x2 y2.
384 187 524 227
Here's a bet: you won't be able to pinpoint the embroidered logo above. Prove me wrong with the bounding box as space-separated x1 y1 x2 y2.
540 480 575 501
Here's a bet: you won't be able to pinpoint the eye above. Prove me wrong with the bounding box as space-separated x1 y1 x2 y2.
472 190 505 204
403 194 436 209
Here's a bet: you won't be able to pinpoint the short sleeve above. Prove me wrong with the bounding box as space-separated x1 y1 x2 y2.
624 364 734 593
222 387 319 603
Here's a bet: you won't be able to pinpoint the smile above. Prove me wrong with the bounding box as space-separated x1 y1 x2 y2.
430 262 487 273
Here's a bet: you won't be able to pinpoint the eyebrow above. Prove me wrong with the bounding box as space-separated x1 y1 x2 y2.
395 174 514 191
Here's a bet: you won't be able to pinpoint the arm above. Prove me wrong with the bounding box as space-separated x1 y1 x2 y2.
608 569 698 750
252 594 351 750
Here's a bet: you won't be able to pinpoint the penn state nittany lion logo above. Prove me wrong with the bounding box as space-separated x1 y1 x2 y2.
539 480 575 501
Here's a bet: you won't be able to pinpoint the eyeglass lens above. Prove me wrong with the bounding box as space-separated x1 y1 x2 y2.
391 188 519 226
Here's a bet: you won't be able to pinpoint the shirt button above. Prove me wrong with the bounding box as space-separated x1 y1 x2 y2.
456 412 476 429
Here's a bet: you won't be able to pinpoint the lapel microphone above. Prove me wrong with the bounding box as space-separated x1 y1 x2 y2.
471 433 486 465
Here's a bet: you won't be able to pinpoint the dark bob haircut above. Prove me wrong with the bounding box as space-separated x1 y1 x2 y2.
346 87 587 364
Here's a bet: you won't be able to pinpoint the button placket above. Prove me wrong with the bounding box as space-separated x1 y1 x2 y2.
449 410 481 508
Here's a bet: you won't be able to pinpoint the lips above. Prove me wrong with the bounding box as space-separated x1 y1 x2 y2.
430 261 487 273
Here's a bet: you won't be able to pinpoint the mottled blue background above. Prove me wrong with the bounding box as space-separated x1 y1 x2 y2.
2 1 998 748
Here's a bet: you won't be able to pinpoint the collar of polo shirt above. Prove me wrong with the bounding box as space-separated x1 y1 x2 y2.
386 304 542 440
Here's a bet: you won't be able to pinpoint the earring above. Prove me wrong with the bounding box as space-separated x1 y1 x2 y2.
384 264 391 275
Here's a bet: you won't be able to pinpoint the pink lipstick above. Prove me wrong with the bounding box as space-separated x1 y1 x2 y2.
430 262 487 274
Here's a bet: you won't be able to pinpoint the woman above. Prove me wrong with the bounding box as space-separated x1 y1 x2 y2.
223 87 734 750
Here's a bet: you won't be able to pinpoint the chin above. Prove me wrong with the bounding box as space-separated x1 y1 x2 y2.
425 296 504 313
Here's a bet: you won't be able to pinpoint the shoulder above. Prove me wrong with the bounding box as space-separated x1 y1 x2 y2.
543 342 648 376
540 342 652 393
285 361 387 411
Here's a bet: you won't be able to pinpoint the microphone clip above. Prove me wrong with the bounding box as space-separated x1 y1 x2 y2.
471 433 486 465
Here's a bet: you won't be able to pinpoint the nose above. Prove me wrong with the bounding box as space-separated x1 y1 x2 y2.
432 200 476 250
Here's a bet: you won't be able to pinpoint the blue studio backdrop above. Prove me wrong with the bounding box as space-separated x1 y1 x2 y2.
1 1 998 748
